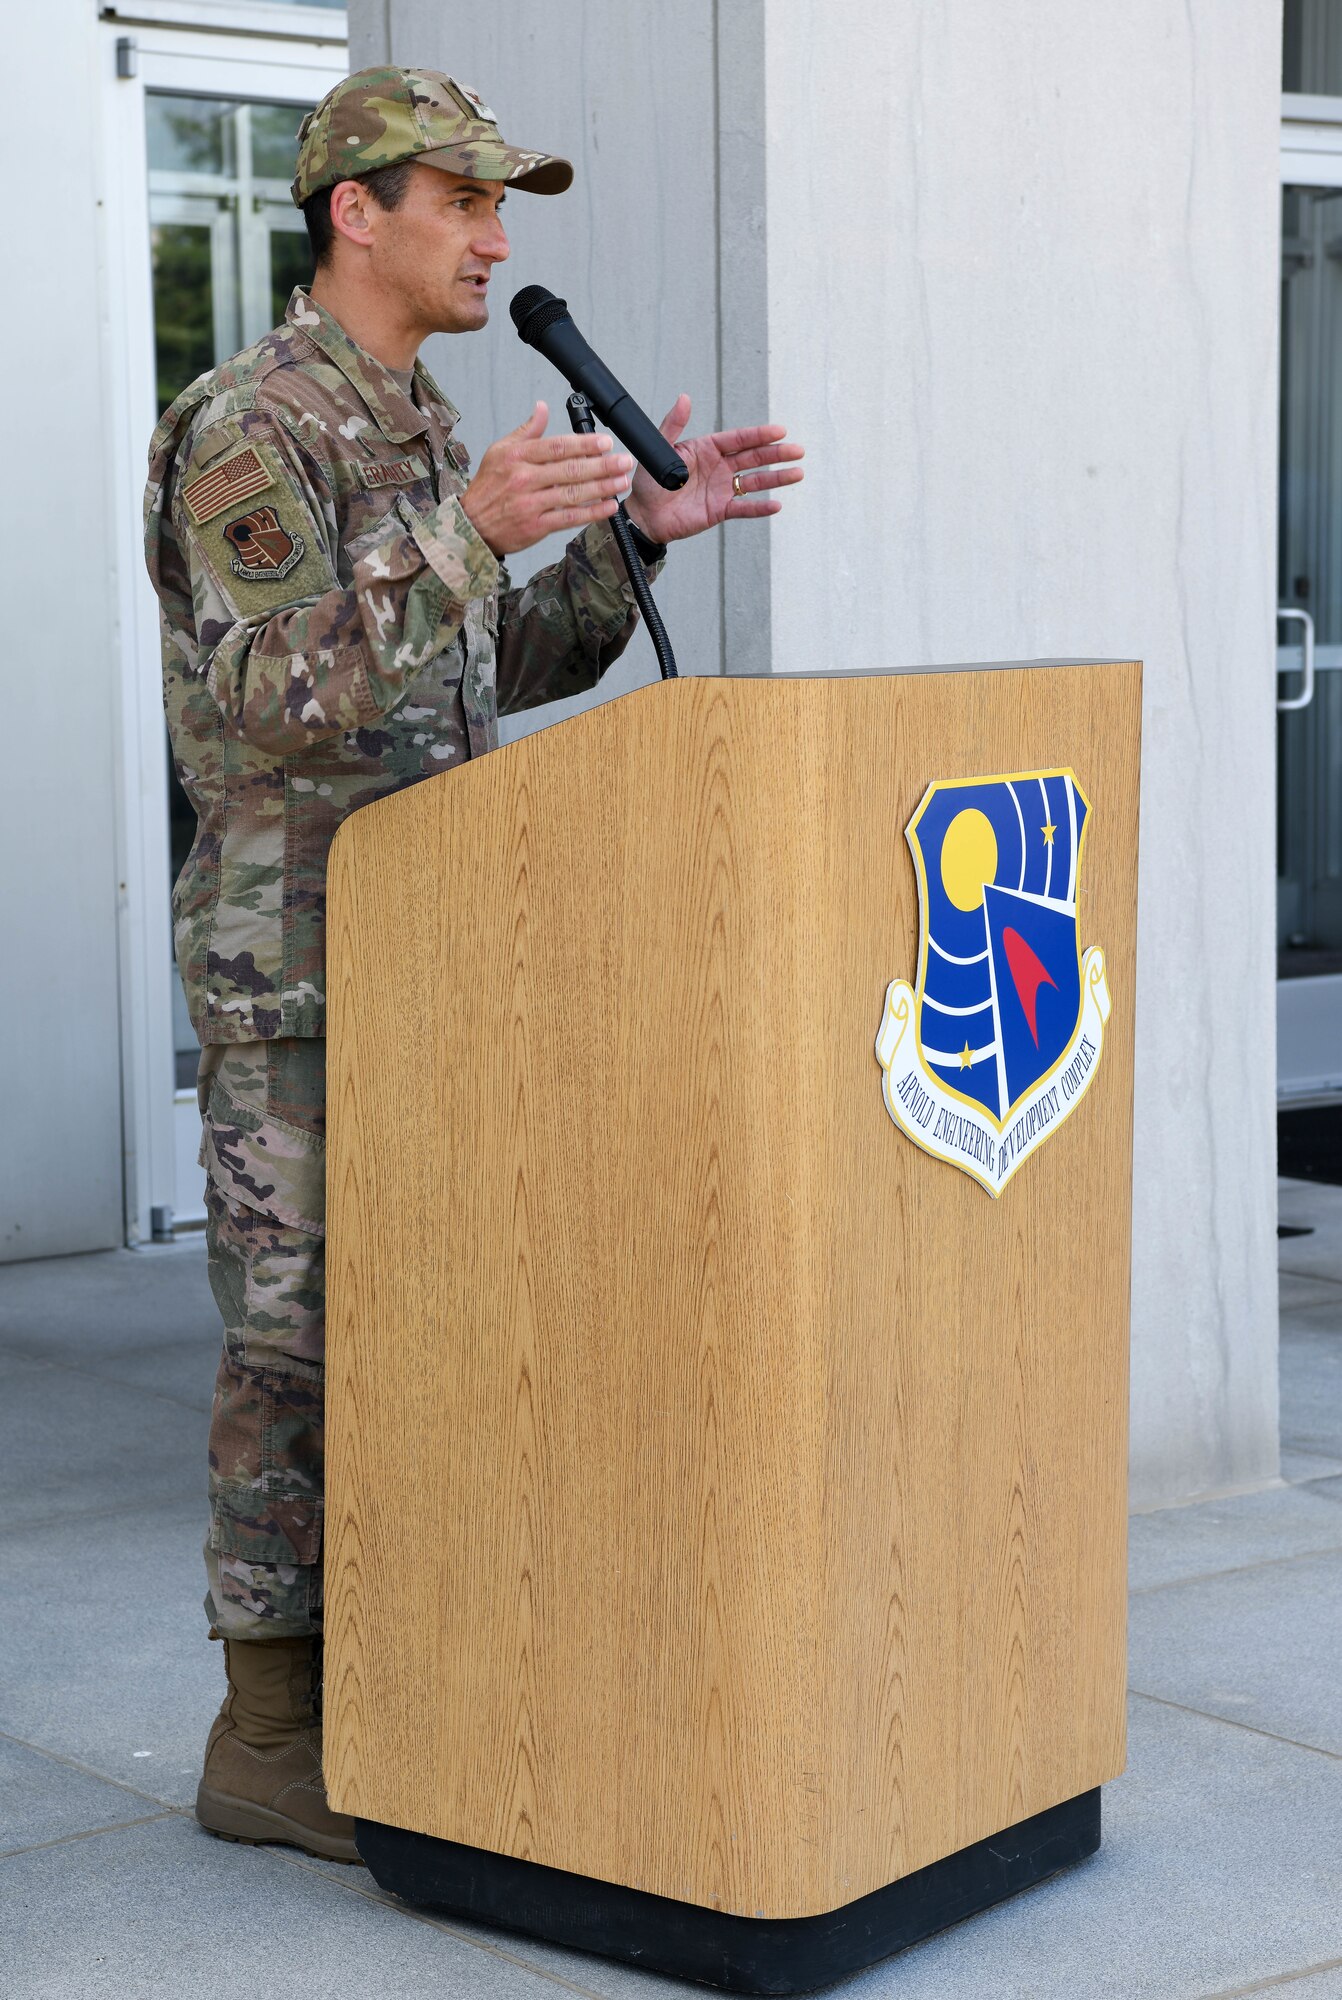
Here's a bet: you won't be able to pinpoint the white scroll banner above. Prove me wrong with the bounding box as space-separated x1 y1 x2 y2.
874 947 1112 1197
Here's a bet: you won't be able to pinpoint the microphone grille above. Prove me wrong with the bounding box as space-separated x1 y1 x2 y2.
511 285 570 344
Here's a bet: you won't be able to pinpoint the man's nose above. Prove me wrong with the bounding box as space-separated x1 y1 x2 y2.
476 217 510 263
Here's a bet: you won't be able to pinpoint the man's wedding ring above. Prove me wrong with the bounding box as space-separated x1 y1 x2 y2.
732 472 746 498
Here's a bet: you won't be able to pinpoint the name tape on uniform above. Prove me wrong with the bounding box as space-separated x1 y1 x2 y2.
359 455 427 489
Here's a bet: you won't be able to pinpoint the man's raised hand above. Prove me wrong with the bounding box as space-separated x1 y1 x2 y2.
621 394 805 547
461 403 634 557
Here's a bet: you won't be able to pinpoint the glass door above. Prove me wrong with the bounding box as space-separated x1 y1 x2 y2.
103 23 345 1239
147 93 315 403
146 90 318 1106
1278 1 1342 1097
1277 181 1342 976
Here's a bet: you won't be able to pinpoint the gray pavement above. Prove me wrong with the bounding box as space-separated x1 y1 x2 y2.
2 1188 1340 1999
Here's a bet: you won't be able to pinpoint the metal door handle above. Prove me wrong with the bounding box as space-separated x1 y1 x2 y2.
1278 606 1316 711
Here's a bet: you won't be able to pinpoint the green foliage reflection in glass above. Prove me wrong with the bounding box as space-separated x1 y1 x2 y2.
146 94 231 174
252 102 309 180
149 93 314 416
151 225 215 415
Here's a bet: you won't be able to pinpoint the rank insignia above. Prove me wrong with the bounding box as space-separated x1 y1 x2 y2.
222 506 306 582
874 768 1111 1197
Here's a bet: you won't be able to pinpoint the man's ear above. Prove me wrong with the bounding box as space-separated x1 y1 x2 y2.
328 180 376 252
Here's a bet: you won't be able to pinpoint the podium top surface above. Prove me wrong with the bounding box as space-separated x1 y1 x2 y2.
717 655 1137 679
328 658 1142 859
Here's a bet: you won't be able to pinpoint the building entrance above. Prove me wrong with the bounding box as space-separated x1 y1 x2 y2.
1278 0 1342 1097
104 16 345 1238
147 89 318 1109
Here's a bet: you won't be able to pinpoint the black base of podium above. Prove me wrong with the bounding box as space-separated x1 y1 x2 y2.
356 1788 1100 1994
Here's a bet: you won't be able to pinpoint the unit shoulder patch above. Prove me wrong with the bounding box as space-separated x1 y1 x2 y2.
222 506 306 582
182 447 273 525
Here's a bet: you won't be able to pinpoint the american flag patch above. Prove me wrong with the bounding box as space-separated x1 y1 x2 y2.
182 447 273 525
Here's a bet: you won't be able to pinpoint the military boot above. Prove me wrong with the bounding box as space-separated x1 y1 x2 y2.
195 1637 361 1863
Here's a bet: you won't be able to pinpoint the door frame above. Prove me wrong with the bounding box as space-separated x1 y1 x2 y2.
1277 92 1342 1102
100 18 346 1241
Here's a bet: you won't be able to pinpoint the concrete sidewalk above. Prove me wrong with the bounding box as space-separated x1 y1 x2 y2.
2 1189 1340 2000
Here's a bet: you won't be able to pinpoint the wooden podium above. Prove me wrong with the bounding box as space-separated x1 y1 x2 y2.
324 661 1140 1994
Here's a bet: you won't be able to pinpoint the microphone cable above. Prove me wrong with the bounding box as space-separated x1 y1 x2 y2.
567 392 678 681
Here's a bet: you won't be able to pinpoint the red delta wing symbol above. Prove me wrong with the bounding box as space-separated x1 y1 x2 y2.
1002 927 1058 1048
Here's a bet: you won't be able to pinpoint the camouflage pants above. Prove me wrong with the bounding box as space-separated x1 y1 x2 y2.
198 1039 327 1640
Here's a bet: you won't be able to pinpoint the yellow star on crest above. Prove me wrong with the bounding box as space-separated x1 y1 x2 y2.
1041 821 1057 845
959 1042 974 1070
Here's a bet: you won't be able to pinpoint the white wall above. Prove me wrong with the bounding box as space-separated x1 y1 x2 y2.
351 0 1283 1504
0 0 125 1259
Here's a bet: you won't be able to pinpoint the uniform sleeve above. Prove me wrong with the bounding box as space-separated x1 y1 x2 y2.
495 518 664 718
172 414 499 755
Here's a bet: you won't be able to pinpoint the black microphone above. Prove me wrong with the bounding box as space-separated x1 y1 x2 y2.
510 285 689 491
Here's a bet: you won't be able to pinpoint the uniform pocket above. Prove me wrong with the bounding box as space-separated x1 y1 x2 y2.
200 1067 325 1236
209 1350 324 1568
203 1183 325 1372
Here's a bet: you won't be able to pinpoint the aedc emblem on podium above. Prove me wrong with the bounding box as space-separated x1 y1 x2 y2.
875 769 1111 1197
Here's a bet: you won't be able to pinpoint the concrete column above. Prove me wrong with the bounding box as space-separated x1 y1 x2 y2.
760 0 1281 1505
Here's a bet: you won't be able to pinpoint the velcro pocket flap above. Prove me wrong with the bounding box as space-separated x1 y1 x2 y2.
200 1076 325 1237
212 1484 324 1568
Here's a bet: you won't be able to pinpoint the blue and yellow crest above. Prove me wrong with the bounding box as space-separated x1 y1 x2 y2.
875 769 1111 1196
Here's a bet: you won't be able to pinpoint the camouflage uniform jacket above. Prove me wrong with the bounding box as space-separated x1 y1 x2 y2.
145 286 655 1042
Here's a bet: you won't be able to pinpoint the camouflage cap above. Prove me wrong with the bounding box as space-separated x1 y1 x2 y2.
291 67 573 207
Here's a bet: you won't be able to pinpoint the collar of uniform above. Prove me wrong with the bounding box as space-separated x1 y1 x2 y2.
411 357 461 438
285 288 459 444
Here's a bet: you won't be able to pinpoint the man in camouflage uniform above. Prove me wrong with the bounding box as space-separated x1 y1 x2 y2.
144 65 804 1864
